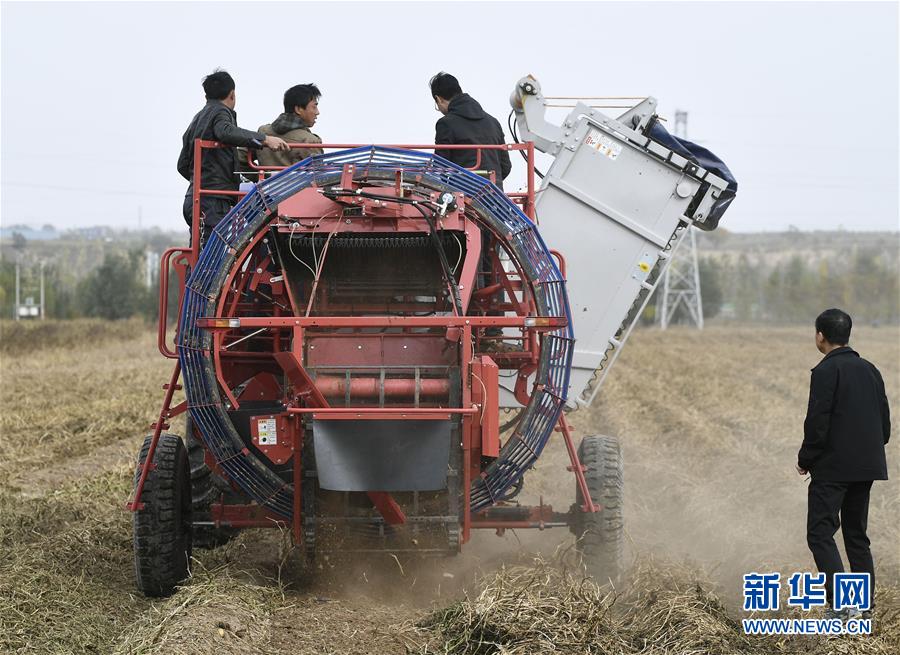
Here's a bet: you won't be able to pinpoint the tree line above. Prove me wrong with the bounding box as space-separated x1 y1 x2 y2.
690 247 898 325
0 251 174 321
1 245 897 325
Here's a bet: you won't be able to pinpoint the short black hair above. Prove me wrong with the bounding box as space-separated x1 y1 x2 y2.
284 84 321 114
430 72 462 101
202 69 235 100
815 308 852 345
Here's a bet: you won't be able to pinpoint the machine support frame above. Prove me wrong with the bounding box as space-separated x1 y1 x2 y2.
132 138 598 548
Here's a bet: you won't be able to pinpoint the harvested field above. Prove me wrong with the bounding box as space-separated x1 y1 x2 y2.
0 318 148 355
1 321 897 654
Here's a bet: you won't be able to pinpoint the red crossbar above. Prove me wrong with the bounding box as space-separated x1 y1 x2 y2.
197 316 565 329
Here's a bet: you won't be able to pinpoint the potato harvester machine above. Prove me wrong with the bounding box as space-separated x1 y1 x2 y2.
128 75 735 596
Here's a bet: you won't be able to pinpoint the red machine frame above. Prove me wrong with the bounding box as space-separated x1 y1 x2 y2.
128 139 598 552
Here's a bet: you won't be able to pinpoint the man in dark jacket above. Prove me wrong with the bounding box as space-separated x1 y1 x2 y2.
178 70 288 232
797 308 891 616
430 72 512 189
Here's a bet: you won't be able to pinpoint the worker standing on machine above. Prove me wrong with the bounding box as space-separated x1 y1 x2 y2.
257 84 324 167
430 72 512 190
177 69 288 237
430 72 513 345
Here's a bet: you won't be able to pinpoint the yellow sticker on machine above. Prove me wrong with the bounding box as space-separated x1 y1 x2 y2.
258 418 278 445
635 252 655 281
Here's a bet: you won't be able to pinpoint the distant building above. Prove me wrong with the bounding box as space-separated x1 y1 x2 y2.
70 226 115 240
0 224 60 241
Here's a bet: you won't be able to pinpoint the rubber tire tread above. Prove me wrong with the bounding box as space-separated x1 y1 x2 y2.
133 434 192 597
575 434 624 584
186 417 238 549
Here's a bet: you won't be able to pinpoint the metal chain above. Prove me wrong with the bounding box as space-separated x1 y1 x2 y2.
575 223 687 408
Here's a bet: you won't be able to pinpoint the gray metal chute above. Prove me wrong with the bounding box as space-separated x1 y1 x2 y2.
510 75 735 408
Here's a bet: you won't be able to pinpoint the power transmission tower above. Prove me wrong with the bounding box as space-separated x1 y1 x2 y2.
658 110 704 330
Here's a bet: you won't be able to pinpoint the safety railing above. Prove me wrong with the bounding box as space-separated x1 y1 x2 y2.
167 139 539 354
187 140 537 267
157 247 191 357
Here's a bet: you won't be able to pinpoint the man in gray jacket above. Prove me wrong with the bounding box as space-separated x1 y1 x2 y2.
178 69 288 232
258 83 325 167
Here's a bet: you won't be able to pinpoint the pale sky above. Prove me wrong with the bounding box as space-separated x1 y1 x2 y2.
1 1 898 233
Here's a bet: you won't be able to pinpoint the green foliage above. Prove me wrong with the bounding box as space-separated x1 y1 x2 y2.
636 241 898 327
1 229 897 326
648 257 724 326
11 232 26 252
0 262 13 320
0 251 168 322
715 247 899 325
77 251 150 320
699 258 723 320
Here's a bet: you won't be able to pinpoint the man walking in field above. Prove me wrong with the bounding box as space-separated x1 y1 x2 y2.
797 308 891 618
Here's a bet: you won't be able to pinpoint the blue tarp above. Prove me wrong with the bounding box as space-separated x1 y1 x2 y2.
648 122 737 230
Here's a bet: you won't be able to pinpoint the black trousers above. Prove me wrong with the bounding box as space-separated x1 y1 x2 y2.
807 479 875 605
183 193 234 247
182 192 234 227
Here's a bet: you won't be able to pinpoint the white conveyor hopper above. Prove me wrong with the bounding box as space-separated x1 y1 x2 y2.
509 75 733 408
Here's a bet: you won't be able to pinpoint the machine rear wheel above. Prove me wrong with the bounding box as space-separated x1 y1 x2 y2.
133 434 192 597
574 434 624 584
186 417 239 549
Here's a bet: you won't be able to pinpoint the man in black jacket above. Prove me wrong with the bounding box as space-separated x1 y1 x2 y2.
178 70 288 233
798 308 891 615
430 72 511 189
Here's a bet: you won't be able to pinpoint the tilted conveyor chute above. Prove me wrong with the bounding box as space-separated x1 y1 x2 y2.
509 76 736 408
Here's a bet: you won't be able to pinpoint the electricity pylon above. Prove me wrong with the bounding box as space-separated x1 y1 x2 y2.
658 110 704 330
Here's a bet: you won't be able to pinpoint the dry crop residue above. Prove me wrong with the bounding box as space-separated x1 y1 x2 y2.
1 322 897 654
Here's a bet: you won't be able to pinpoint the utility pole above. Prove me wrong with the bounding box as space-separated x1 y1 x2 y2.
40 261 45 320
12 259 46 320
145 250 157 288
14 260 20 321
657 109 704 330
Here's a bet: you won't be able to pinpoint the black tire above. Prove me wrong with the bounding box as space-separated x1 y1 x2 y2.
574 434 624 584
186 417 238 549
133 434 192 597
